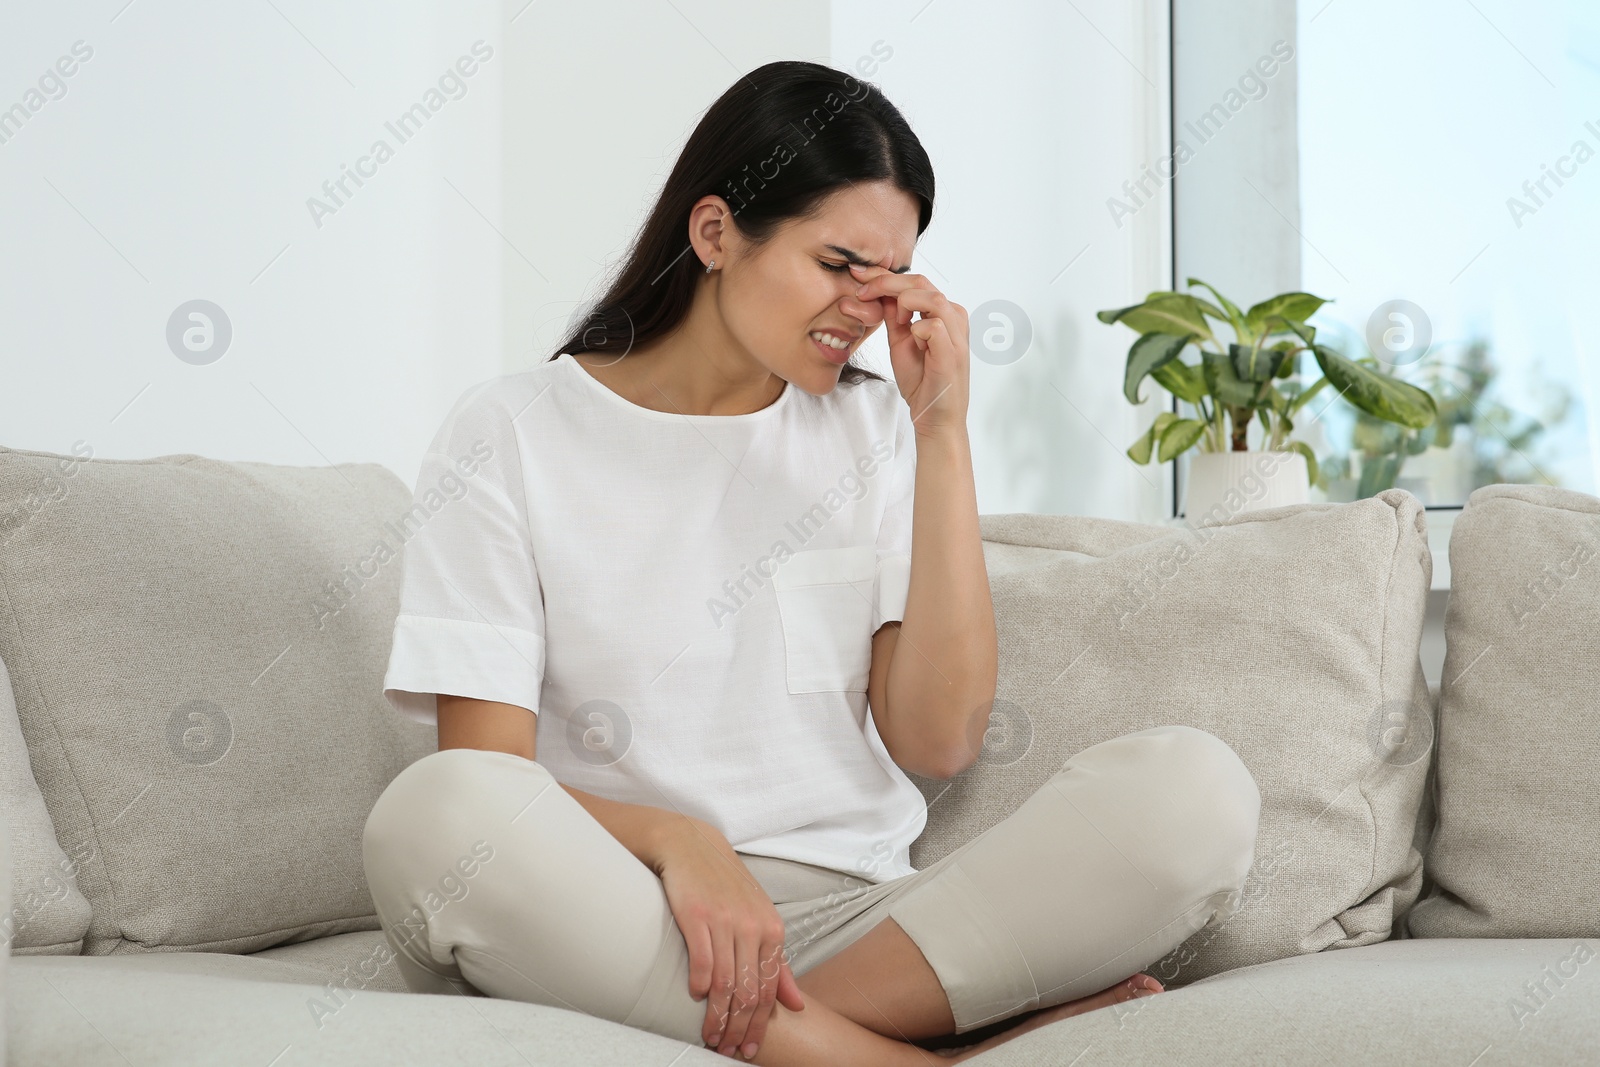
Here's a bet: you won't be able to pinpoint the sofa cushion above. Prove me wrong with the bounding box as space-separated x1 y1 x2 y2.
1 799 8 1067
248 929 410 994
954 937 1600 1065
10 953 729 1066
0 652 93 954
1407 483 1600 939
0 446 435 955
910 488 1435 986
14 939 1594 1065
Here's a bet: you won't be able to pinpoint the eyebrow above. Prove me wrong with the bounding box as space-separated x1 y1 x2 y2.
824 245 911 273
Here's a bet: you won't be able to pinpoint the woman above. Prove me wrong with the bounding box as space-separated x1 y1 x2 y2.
362 60 1261 1064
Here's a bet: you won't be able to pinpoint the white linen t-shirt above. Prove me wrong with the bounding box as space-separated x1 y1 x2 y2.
381 352 926 883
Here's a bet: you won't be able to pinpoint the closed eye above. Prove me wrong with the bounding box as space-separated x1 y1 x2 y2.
819 260 852 273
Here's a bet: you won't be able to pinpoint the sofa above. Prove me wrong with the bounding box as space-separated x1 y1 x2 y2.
1 440 1595 1065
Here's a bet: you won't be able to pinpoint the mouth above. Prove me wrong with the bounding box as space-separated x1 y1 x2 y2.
809 330 855 365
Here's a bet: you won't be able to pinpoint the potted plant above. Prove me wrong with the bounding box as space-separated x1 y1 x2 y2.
1097 278 1439 523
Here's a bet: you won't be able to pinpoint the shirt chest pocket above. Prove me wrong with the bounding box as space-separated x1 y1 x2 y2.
771 546 878 695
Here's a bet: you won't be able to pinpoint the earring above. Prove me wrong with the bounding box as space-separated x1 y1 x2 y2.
706 260 715 273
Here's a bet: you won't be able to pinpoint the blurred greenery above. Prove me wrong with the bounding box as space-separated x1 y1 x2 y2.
1316 336 1575 502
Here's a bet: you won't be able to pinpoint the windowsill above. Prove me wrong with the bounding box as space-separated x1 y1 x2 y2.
1423 509 1457 591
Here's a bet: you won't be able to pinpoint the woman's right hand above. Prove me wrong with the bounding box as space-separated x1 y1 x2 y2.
651 816 806 1059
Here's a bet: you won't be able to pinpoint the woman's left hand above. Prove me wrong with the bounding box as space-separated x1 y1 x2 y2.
849 262 970 438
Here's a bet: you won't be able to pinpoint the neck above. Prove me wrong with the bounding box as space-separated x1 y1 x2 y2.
583 297 785 416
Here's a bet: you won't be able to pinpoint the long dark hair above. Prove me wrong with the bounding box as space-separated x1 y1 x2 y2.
549 59 935 387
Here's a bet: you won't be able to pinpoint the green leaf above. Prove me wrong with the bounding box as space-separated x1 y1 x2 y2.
1285 440 1319 487
1157 418 1208 462
1185 278 1248 337
1127 411 1180 465
1263 316 1316 347
1278 319 1317 347
1097 293 1214 340
1151 358 1208 403
1201 349 1259 407
1229 341 1287 383
1245 292 1327 332
1270 340 1300 378
1311 345 1439 429
1124 332 1193 404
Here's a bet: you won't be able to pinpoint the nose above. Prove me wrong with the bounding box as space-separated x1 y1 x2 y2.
837 291 885 330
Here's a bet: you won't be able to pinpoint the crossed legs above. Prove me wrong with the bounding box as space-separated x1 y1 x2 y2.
791 723 1261 1055
362 724 1261 1064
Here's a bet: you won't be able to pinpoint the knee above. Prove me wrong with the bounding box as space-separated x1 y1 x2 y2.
1090 724 1262 890
1145 723 1259 805
364 748 553 883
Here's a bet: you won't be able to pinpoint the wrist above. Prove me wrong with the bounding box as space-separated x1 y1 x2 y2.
913 422 971 455
641 810 711 873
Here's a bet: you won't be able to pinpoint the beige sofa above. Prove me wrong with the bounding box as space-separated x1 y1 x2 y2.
1 441 1595 1065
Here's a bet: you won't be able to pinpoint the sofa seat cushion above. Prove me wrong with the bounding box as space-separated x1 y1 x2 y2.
958 938 1600 1065
15 944 354 990
10 953 729 1067
15 939 1598 1065
247 929 410 994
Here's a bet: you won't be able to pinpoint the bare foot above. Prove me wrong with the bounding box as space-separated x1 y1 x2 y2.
934 973 1164 1061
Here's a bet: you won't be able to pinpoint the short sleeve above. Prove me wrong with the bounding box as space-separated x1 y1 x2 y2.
872 395 915 631
382 381 546 727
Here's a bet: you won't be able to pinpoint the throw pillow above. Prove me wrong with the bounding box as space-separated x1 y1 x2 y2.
0 445 436 954
909 488 1435 987
1406 483 1600 938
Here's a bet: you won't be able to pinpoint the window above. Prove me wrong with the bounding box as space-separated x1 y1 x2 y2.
1173 0 1596 509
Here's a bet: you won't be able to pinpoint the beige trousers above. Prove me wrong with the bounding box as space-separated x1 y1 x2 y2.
361 724 1260 1043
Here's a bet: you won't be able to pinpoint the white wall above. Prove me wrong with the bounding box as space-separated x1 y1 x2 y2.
499 3 830 374
1 1 505 490
833 0 1175 522
5 1 1172 520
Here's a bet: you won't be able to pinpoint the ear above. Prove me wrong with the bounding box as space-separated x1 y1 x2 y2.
687 195 734 268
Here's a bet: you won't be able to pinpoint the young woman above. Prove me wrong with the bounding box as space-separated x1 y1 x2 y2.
363 60 1261 1065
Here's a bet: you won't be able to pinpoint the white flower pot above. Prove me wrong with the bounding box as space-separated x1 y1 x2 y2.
1183 450 1309 527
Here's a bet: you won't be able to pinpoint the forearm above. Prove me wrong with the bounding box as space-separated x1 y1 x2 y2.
882 426 998 775
435 694 719 875
560 783 718 875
